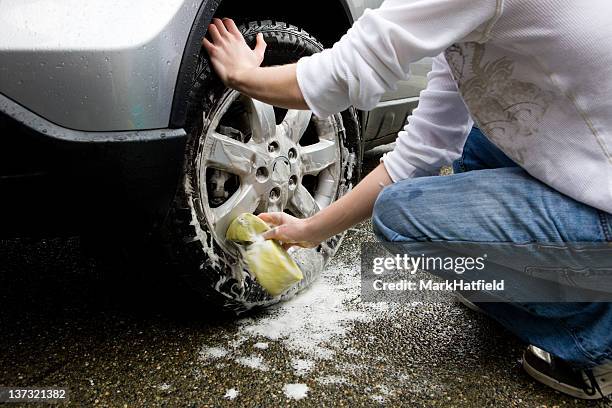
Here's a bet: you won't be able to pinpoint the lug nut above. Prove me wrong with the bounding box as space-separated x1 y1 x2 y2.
288 148 298 161
256 167 269 182
289 175 298 190
268 141 279 153
269 187 281 201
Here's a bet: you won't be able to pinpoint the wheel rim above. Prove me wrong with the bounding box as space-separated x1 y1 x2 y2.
197 90 342 252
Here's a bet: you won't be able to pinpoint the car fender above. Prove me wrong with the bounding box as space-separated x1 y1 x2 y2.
0 0 206 132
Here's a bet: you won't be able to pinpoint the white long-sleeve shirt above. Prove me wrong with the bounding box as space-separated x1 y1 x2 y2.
296 0 612 214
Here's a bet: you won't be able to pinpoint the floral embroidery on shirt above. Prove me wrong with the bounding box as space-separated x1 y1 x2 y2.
445 43 555 164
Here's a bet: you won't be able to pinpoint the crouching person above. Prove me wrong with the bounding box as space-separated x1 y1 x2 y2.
203 0 612 398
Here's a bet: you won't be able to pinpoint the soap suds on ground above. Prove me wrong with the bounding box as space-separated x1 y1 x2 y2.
291 358 315 376
199 346 228 361
235 355 268 371
316 375 350 386
196 258 401 396
157 383 171 391
283 383 309 400
224 388 239 400
237 262 388 361
369 384 395 403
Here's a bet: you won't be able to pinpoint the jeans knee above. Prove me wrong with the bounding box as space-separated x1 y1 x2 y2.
372 185 399 242
372 178 444 242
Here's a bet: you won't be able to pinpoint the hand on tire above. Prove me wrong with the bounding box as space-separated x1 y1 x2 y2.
258 213 323 250
202 18 267 88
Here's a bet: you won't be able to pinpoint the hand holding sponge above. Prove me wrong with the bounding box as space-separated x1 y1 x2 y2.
226 213 304 296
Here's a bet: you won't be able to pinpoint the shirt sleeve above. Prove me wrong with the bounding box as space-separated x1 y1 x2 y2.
296 0 501 118
381 54 473 181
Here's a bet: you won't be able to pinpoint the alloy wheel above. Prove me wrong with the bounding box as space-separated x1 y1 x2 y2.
198 91 342 250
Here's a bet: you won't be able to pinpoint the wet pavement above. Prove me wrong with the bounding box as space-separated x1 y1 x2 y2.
1 146 610 407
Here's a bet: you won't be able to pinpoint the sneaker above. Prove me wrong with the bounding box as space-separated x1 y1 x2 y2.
453 290 485 314
523 345 612 400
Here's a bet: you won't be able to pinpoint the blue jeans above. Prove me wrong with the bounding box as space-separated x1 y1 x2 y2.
372 127 612 368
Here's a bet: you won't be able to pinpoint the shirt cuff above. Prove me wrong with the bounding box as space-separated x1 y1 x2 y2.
380 150 420 183
296 52 350 119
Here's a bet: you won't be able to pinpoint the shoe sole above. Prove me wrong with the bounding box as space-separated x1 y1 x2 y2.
453 291 485 314
522 351 603 400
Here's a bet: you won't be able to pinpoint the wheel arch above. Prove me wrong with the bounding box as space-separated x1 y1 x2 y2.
214 0 354 47
169 0 354 129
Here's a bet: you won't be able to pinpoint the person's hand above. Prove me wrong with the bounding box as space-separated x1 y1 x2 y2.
202 18 267 89
258 213 325 250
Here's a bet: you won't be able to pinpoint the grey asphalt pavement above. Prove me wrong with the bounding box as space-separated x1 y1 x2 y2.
1 146 610 407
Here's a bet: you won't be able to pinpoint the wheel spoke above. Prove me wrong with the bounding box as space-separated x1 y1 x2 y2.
300 140 338 175
212 184 261 239
245 98 276 143
281 110 312 143
290 185 320 218
313 116 338 141
313 173 337 209
206 132 260 176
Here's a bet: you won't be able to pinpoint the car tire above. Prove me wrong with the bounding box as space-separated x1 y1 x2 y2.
164 20 362 314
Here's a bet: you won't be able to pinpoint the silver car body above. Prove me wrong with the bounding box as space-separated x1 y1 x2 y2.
0 0 201 131
0 0 429 136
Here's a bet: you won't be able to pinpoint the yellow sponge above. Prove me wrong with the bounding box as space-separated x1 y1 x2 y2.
226 213 270 243
226 213 304 297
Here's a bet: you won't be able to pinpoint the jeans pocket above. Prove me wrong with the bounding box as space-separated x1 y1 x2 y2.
598 211 612 242
452 156 466 174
